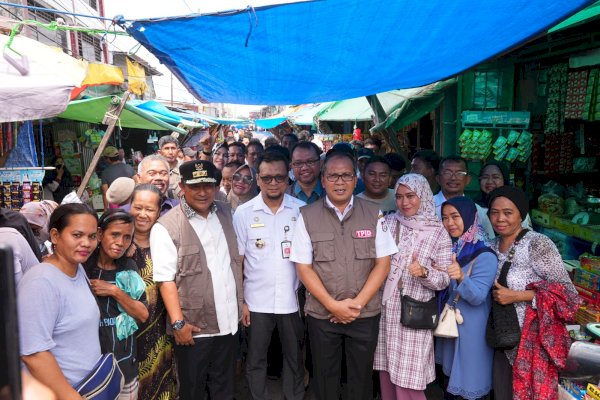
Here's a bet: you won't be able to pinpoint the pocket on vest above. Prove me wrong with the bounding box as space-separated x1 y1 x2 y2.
179 295 208 330
352 236 376 259
177 244 203 275
311 232 335 262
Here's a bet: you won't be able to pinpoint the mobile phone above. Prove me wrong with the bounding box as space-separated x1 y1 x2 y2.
0 244 21 400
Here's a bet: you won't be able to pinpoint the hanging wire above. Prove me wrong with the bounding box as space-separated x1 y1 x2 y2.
0 1 117 22
244 6 258 47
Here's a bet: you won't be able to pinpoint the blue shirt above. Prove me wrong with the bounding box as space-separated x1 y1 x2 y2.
289 180 324 205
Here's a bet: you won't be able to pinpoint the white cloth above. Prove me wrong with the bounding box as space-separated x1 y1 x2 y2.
356 189 397 215
290 202 398 265
150 212 238 338
434 191 495 240
233 194 305 314
0 227 39 285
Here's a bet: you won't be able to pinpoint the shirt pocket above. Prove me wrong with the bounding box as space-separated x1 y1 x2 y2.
247 228 271 252
178 244 203 275
311 232 335 262
351 231 376 259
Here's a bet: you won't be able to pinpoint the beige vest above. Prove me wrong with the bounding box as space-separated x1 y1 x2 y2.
158 201 243 335
300 197 381 319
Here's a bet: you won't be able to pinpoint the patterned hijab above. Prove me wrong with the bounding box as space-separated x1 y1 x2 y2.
442 196 494 267
227 164 258 210
392 173 441 242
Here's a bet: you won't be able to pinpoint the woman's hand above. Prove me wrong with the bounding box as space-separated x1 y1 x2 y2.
492 282 522 305
447 254 464 282
408 253 427 278
89 279 117 297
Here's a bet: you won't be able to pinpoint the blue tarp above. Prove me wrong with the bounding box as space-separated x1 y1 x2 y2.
255 117 287 129
5 121 38 168
123 0 592 105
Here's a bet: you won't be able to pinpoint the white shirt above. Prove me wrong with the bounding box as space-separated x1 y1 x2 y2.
290 196 398 265
233 194 306 314
434 191 496 240
150 211 238 338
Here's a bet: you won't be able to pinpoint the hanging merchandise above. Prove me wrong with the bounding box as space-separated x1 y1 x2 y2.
81 128 105 148
584 68 600 122
565 70 589 119
544 64 568 134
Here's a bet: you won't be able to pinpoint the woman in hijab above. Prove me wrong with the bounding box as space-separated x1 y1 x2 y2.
374 173 452 400
487 186 579 400
227 164 258 211
436 196 497 400
19 200 59 253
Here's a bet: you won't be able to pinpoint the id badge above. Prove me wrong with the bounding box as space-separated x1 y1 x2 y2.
281 240 292 259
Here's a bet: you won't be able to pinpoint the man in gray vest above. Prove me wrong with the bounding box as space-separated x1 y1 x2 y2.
150 160 243 400
290 151 397 400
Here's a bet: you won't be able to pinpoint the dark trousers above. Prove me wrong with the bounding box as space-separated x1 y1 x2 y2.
307 314 380 400
174 333 236 400
492 350 513 400
246 312 305 400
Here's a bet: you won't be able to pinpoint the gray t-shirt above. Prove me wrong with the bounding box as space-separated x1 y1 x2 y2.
101 163 135 187
18 263 101 386
0 227 39 285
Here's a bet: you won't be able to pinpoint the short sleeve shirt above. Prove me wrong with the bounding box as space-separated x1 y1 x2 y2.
101 163 136 186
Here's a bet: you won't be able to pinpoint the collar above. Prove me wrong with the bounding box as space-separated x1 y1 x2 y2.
325 195 354 216
252 193 293 214
293 180 323 197
181 197 216 219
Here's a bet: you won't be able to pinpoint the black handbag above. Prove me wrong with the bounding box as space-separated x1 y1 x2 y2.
486 229 529 350
401 295 439 329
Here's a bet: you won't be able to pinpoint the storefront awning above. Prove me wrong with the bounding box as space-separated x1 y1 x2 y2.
371 79 457 132
57 96 187 133
549 1 600 33
122 0 593 105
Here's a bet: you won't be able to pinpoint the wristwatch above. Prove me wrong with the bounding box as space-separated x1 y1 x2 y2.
202 150 212 156
171 320 186 330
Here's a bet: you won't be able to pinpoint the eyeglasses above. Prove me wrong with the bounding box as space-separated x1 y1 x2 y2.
291 159 320 169
233 173 253 184
325 173 355 182
440 170 468 179
479 174 503 182
145 170 169 177
259 175 287 184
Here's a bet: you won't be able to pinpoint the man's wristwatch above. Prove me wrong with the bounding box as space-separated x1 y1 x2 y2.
171 320 186 330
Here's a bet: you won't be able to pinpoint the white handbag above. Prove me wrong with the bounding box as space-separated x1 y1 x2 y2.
434 259 474 339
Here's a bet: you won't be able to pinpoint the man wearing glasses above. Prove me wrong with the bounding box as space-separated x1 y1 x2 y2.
287 142 324 204
290 151 397 400
133 154 179 215
233 151 306 400
433 155 495 237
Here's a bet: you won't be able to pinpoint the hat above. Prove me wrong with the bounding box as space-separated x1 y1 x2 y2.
357 148 374 160
182 147 197 158
179 160 217 184
102 146 119 157
487 186 529 221
106 177 136 205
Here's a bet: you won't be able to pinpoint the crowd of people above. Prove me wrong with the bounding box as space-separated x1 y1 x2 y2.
3 129 581 400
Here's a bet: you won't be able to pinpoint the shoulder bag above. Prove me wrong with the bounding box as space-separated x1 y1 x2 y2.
485 229 529 350
434 259 475 338
394 221 439 329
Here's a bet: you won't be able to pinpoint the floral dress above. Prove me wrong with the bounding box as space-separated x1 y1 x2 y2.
134 245 177 399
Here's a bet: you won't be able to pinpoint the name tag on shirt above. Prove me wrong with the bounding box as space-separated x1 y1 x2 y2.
281 240 292 259
251 223 265 228
355 229 373 238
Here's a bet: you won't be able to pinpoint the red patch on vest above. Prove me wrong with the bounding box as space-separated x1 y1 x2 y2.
355 229 373 238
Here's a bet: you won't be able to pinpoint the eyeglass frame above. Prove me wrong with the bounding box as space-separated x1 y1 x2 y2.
291 159 320 169
439 170 469 179
258 175 288 184
325 173 355 183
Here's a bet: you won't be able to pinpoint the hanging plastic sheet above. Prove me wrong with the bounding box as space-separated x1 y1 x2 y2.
122 0 593 105
4 121 38 168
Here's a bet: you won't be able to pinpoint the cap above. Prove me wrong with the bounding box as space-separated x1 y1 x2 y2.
357 148 374 160
106 177 136 205
102 146 119 157
179 160 218 184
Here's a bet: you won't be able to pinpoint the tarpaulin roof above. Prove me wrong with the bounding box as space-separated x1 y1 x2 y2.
549 0 600 33
316 90 424 122
0 33 87 122
255 117 287 129
130 100 205 127
57 96 186 133
287 103 332 126
122 0 593 105
372 79 457 132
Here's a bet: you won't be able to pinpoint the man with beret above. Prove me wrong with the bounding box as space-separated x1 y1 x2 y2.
150 160 243 400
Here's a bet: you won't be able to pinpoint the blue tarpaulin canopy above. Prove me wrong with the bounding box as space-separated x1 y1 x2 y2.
255 117 287 129
123 0 592 105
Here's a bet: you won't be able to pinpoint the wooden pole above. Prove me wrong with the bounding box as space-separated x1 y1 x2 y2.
76 91 131 197
366 94 405 157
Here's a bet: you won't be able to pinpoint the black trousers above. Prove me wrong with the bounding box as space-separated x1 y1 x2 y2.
492 350 513 400
307 315 380 400
174 333 236 400
246 312 305 400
